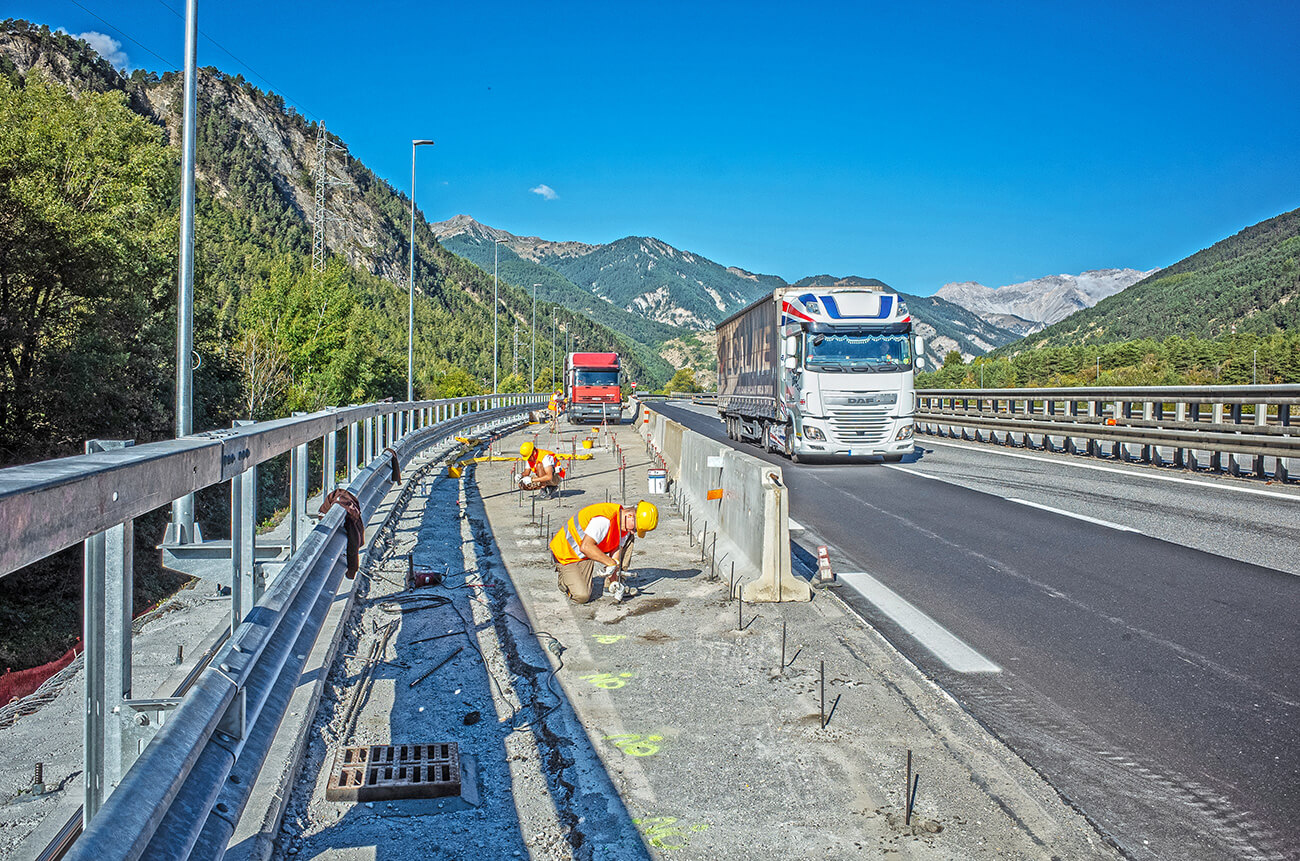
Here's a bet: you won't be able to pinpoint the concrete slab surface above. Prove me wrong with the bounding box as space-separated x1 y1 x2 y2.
277 420 1120 861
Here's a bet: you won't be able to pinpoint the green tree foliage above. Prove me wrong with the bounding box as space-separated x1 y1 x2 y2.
0 73 175 463
663 368 703 394
238 257 403 415
1012 207 1300 350
917 331 1300 389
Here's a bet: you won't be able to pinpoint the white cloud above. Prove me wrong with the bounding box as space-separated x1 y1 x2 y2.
77 31 130 71
530 184 559 201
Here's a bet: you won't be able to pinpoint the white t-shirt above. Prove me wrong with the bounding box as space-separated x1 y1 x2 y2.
540 453 557 471
584 516 632 549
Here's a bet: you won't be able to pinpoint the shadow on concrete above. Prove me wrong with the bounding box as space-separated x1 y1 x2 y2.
293 455 650 860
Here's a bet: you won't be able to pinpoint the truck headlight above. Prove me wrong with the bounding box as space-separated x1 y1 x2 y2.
804 426 825 441
895 425 913 441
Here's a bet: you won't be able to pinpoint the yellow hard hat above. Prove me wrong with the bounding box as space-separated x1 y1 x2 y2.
519 441 535 459
634 500 658 537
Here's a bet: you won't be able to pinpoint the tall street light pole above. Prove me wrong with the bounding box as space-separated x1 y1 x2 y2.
551 309 556 391
167 0 200 545
408 139 434 402
493 237 506 397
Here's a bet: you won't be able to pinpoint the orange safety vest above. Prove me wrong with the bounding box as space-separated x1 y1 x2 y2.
527 448 564 478
549 502 624 565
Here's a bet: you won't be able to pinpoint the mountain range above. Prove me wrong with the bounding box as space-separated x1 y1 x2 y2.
434 218 1031 368
1001 207 1300 352
936 269 1157 335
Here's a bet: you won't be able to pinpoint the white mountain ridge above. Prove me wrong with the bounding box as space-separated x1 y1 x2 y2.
935 268 1158 335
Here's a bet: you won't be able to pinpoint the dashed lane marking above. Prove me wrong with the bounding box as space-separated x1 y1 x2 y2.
837 572 1002 674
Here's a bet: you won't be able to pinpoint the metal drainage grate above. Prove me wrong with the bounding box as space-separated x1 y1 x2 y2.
326 743 460 802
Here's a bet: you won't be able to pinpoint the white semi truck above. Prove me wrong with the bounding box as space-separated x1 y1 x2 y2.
716 285 923 462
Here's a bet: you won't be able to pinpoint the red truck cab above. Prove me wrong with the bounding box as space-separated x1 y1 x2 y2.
565 352 622 424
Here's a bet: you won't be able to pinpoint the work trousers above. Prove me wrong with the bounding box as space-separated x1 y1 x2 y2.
554 541 635 604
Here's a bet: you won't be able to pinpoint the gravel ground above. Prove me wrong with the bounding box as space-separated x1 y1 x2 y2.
275 420 1121 861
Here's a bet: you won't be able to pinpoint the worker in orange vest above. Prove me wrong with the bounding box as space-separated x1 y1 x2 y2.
519 441 563 499
549 501 658 603
548 390 566 417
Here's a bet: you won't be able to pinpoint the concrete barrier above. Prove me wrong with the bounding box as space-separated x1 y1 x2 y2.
640 407 809 603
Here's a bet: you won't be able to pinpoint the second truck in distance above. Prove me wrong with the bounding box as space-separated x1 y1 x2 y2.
565 351 623 424
716 285 923 462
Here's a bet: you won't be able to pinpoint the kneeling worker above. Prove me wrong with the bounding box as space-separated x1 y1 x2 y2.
549 501 658 603
519 441 562 499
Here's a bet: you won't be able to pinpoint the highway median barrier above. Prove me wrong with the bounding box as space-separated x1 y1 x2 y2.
641 405 810 603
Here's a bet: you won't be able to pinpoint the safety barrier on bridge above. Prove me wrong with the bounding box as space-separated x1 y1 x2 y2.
916 385 1299 481
0 393 544 861
635 401 809 603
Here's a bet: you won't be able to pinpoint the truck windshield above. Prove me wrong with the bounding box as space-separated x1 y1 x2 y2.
574 370 619 386
805 333 912 372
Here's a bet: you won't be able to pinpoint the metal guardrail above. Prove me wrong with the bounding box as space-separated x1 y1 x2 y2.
916 385 1299 480
0 393 543 861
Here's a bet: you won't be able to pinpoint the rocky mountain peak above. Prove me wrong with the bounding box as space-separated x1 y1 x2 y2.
936 268 1157 333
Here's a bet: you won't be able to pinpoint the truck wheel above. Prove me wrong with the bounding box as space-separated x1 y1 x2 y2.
785 424 799 462
883 453 904 463
762 422 775 454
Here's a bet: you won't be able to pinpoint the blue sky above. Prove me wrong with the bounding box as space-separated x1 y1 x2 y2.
12 0 1300 295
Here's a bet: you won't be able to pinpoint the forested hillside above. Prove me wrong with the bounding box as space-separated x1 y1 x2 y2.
436 229 676 382
1015 207 1300 350
919 330 1300 389
0 20 658 668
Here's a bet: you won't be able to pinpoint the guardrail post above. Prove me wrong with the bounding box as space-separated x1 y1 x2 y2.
347 421 359 482
1151 401 1165 466
1086 399 1099 457
324 428 338 497
1279 405 1292 482
231 421 256 630
1211 403 1225 472
1173 403 1188 467
365 415 375 465
1228 404 1243 476
1141 401 1154 463
1186 403 1201 469
290 415 308 554
1254 403 1268 478
1064 399 1078 455
83 439 133 823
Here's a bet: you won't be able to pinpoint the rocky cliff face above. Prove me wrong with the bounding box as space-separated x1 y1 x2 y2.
936 269 1158 333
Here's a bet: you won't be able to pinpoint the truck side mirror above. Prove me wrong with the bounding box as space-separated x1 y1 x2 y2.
784 335 798 354
784 355 798 371
914 336 925 355
915 354 926 369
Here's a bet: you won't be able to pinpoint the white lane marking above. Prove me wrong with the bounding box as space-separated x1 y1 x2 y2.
924 438 1300 503
788 517 805 531
838 572 1001 674
1005 498 1143 534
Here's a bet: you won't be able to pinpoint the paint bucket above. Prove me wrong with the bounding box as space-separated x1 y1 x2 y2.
647 468 668 495
582 439 593 449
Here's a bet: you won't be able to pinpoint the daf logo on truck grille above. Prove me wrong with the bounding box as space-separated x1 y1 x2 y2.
828 393 897 406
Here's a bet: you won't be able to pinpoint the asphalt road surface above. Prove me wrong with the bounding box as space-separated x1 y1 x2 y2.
653 401 1300 861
